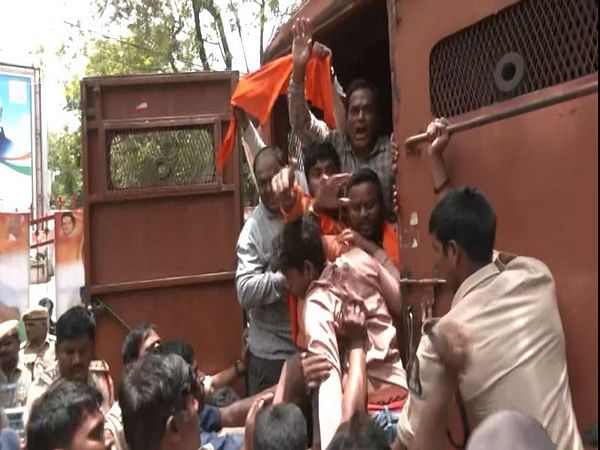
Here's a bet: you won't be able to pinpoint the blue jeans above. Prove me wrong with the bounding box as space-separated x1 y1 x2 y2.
371 406 401 443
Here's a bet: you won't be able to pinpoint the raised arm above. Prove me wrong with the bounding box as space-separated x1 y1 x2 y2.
338 301 369 422
289 17 332 147
426 119 452 200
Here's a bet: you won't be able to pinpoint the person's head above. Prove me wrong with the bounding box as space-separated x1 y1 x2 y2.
120 353 200 450
278 216 326 299
56 306 96 382
345 79 380 155
467 410 556 450
0 320 19 373
121 323 161 365
26 381 108 450
303 141 341 197
160 339 204 408
253 146 283 213
38 297 54 316
429 187 496 293
22 306 49 346
61 212 76 235
346 168 385 244
253 403 307 450
327 412 390 450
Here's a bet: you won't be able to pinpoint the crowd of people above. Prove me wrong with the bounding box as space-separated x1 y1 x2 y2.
0 15 589 450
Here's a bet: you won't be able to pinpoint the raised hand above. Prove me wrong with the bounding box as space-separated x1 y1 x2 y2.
292 17 314 71
271 160 298 211
337 300 368 342
426 118 450 159
313 173 351 211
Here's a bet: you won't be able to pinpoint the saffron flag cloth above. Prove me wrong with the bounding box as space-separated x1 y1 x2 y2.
216 51 336 172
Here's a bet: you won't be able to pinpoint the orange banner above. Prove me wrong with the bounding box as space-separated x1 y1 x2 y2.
0 212 29 320
54 209 84 317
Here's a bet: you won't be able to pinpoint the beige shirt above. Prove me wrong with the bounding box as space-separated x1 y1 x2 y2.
105 401 128 450
397 252 583 450
19 335 56 380
24 360 114 426
0 361 32 407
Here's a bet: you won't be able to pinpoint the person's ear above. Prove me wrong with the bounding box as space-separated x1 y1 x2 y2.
303 260 316 280
165 415 180 440
447 240 459 267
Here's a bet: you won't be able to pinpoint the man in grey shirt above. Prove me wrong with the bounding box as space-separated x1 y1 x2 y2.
235 146 297 395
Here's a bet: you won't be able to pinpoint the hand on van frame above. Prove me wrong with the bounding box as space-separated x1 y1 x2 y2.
271 160 298 211
292 17 314 70
313 41 332 60
426 118 450 159
390 134 400 215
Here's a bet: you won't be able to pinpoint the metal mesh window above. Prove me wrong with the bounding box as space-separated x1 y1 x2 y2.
108 126 217 190
430 0 598 117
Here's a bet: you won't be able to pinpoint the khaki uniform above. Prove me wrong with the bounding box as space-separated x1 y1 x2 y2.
19 335 56 381
104 401 129 450
0 361 32 407
24 360 114 426
396 252 583 450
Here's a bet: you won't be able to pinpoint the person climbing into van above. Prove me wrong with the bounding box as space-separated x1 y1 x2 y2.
288 17 396 221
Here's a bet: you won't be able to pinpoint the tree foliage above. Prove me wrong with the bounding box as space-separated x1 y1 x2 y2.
48 0 299 207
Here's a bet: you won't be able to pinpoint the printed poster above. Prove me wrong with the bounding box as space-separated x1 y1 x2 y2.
0 212 29 320
0 72 33 212
54 209 84 317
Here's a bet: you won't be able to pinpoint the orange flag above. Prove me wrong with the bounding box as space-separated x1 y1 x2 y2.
216 51 336 172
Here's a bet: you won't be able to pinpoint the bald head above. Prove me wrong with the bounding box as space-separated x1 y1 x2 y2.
253 146 283 213
467 411 555 450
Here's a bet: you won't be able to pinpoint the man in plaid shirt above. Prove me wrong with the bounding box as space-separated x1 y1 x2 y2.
288 17 396 221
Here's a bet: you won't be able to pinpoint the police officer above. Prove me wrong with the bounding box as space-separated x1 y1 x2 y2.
0 320 31 407
19 306 56 380
24 306 113 425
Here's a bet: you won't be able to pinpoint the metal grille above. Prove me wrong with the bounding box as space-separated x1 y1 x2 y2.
429 0 598 117
287 130 305 172
108 126 217 190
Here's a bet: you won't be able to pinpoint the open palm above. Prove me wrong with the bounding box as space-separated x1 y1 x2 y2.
292 17 313 68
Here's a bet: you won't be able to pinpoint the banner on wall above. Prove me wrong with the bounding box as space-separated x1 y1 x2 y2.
0 68 34 213
0 213 29 320
54 209 84 317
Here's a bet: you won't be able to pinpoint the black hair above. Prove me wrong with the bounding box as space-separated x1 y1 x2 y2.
346 78 379 113
26 381 103 450
38 298 53 309
122 323 158 365
277 216 326 274
253 146 283 176
326 412 390 450
120 353 197 450
253 403 307 450
61 212 76 226
428 186 496 264
56 306 95 348
160 339 196 366
347 168 386 244
303 141 341 182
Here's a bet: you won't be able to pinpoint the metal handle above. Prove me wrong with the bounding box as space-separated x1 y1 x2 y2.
405 80 598 149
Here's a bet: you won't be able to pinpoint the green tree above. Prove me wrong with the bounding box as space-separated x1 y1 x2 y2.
48 0 299 207
48 126 82 208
